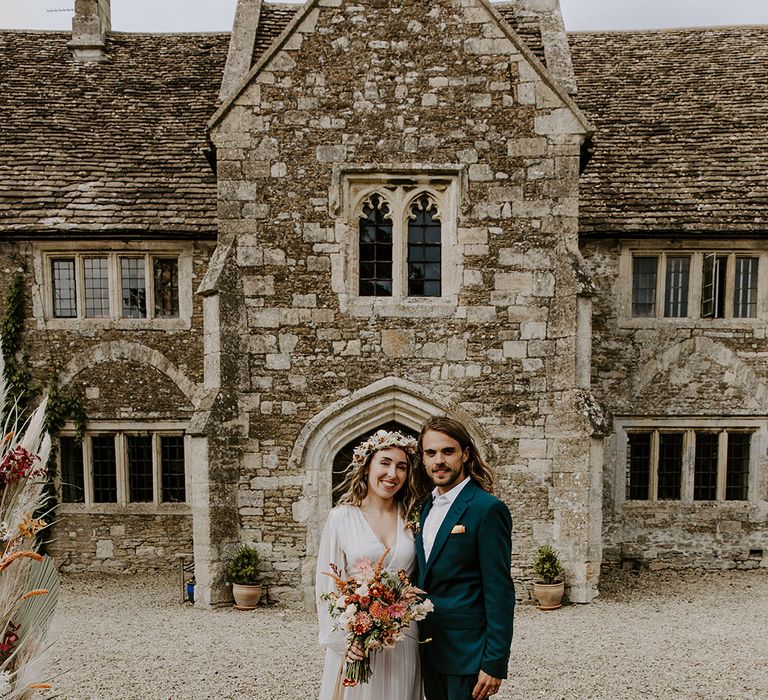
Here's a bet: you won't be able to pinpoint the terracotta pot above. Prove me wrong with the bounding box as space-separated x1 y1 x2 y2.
533 581 564 610
232 583 262 609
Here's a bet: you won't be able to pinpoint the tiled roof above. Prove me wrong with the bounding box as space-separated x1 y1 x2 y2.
0 31 228 236
570 27 768 235
0 4 549 237
251 4 300 66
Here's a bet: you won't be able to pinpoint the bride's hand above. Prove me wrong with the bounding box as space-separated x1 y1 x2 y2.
346 641 366 663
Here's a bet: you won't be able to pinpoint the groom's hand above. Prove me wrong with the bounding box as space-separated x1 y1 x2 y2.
472 671 501 699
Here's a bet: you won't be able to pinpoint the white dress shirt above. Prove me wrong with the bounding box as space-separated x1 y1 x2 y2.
422 476 471 562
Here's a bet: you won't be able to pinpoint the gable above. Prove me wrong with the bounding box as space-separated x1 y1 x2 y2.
210 0 590 134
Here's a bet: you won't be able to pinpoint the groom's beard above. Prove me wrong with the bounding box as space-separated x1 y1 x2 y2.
428 461 465 490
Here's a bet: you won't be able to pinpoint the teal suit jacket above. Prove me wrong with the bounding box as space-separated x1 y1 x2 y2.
416 479 515 679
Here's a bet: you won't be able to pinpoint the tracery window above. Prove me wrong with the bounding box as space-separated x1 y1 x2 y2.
336 171 460 314
407 195 442 297
355 187 444 299
359 195 394 297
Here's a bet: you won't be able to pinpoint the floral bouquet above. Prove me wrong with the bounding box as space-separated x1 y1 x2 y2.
321 548 433 688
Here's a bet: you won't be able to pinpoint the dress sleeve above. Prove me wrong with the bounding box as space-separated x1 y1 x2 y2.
316 508 349 655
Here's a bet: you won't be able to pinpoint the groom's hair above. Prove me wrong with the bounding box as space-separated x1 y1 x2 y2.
418 416 494 494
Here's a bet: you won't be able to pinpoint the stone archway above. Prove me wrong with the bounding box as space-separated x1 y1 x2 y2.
289 376 488 608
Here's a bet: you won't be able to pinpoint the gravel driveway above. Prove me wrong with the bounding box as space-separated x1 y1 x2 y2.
47 568 767 699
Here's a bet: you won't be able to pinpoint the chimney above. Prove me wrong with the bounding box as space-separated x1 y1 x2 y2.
69 0 111 62
516 0 578 94
219 0 263 101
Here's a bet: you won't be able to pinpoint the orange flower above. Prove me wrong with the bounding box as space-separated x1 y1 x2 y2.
369 600 389 622
17 514 46 539
373 548 390 580
0 550 43 573
17 589 48 603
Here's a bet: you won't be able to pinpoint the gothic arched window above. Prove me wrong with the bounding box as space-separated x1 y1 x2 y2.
358 194 393 297
407 194 442 297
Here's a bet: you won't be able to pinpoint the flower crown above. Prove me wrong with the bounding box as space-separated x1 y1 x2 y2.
351 430 418 469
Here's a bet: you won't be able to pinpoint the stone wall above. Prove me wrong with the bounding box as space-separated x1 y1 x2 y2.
208 0 601 606
0 239 215 573
48 512 192 573
583 238 768 570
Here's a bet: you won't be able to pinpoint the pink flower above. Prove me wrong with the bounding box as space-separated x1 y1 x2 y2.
353 612 373 635
353 558 375 581
386 602 406 619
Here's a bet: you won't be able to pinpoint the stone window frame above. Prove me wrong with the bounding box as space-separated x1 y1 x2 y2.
331 168 463 318
613 417 764 510
618 242 767 327
31 241 194 330
56 422 191 515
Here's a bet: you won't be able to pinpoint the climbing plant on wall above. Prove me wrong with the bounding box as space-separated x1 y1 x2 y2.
1 272 86 445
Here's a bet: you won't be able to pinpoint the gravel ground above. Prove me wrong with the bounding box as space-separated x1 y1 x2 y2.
47 568 768 699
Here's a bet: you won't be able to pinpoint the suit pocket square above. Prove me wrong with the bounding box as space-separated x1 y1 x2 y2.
450 524 466 534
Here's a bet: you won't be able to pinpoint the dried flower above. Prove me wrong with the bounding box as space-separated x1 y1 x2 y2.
17 513 47 539
0 446 46 486
404 503 423 535
350 430 418 470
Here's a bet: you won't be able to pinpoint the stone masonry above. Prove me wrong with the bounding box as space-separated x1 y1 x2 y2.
201 0 603 607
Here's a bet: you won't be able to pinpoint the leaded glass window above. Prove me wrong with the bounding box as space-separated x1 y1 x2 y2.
624 426 754 503
84 257 110 318
127 435 154 503
664 256 690 318
733 257 758 319
657 433 683 500
52 258 77 318
59 436 85 504
359 195 393 297
701 254 728 318
632 257 657 317
153 258 179 318
407 195 442 297
626 432 651 500
693 432 719 501
726 432 750 501
161 436 186 503
91 436 117 503
121 257 147 318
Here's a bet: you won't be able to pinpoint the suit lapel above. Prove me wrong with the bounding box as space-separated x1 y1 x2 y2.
415 497 432 581
423 479 478 578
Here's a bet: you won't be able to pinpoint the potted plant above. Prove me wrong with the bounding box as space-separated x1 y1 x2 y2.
533 544 565 610
224 545 262 610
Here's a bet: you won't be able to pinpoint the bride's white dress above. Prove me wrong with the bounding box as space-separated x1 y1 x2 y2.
316 504 422 700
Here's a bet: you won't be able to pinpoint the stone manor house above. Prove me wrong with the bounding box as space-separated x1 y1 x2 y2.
1 0 767 607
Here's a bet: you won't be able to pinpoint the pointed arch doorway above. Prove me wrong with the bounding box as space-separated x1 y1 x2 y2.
290 376 489 608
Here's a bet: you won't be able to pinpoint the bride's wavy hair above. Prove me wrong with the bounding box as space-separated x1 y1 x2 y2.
335 431 429 519
418 416 494 494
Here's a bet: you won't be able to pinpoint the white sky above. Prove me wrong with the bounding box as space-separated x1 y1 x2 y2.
2 0 768 32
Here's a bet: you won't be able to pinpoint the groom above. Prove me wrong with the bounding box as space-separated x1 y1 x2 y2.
415 416 515 700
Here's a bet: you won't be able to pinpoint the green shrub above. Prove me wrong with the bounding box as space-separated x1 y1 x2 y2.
224 545 261 585
533 544 564 584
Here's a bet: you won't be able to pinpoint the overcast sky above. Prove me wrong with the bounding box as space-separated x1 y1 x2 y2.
2 0 768 32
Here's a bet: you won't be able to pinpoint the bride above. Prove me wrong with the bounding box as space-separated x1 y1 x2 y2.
316 429 428 700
